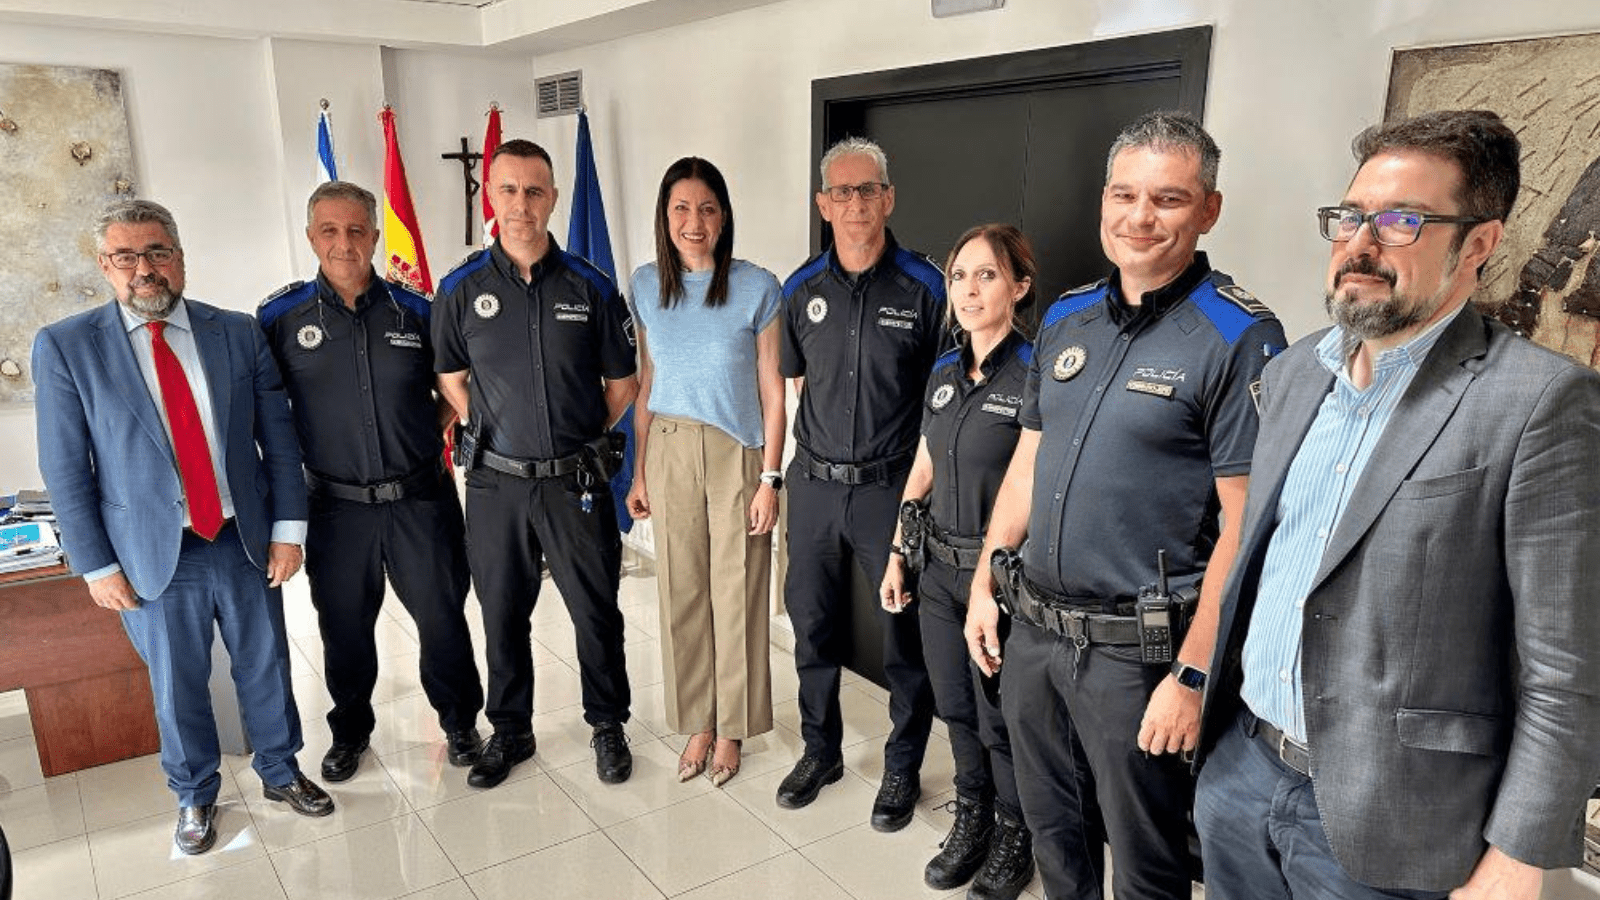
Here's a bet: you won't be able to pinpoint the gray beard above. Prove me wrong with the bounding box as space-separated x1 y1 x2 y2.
1324 290 1429 341
126 286 180 320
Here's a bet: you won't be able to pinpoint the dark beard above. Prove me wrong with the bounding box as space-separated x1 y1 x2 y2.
1324 252 1454 341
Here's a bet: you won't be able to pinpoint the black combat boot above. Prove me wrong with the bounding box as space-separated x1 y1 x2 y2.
924 794 994 889
968 810 1034 900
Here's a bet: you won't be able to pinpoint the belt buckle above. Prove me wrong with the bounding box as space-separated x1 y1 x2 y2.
828 462 851 483
371 481 402 503
1061 609 1090 650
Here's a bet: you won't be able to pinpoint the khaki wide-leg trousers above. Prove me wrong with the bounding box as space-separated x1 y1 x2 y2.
644 414 774 739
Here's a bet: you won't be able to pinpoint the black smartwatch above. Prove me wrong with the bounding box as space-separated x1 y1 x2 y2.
1171 661 1207 692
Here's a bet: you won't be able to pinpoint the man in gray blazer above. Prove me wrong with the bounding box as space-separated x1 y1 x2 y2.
33 199 334 856
1195 109 1600 900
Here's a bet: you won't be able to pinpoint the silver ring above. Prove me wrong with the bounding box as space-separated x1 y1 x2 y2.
985 645 1000 656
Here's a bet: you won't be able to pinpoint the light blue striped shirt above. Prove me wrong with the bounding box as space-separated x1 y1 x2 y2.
1240 304 1463 741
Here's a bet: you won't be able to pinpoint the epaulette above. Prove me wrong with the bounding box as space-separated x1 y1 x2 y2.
893 247 946 299
933 348 962 371
560 251 620 299
256 280 315 326
1192 275 1277 346
782 252 828 300
1040 279 1109 331
382 280 432 322
436 249 492 297
1015 341 1035 366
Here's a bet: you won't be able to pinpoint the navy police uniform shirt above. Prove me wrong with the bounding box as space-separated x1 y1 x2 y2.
781 230 949 465
922 330 1032 539
432 237 635 460
1020 253 1285 606
258 270 440 484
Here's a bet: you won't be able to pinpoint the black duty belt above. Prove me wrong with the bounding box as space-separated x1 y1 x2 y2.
926 529 983 570
1248 711 1312 776
1012 576 1140 646
796 446 913 486
481 448 585 480
305 463 442 504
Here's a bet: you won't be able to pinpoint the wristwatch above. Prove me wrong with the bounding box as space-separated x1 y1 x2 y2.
759 470 784 491
1171 661 1207 692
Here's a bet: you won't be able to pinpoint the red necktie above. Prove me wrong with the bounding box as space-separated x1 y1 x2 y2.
148 321 225 540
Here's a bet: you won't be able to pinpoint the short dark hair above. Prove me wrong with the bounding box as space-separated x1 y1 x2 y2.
1105 110 1220 193
306 180 378 229
1351 109 1520 222
491 138 554 172
653 157 735 309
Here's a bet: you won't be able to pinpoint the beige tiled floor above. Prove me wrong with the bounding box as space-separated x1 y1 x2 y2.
0 565 1051 900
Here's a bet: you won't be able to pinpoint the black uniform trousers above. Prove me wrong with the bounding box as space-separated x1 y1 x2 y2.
784 468 934 773
464 466 629 732
1003 621 1192 900
917 556 1021 817
304 478 482 744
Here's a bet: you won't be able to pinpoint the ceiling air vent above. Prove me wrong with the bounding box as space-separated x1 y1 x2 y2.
535 71 582 118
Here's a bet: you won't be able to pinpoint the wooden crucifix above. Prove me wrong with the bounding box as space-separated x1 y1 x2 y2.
441 137 482 245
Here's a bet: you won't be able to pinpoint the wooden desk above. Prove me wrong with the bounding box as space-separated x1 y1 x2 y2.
0 564 160 776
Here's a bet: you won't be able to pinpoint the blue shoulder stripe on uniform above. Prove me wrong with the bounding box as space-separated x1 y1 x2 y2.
386 281 432 322
256 281 316 327
562 252 619 298
782 253 828 300
893 248 946 300
1015 342 1034 366
1040 283 1107 331
933 348 961 372
1190 280 1262 346
437 249 492 296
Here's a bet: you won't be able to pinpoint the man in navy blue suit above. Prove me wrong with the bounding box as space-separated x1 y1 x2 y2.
33 199 335 855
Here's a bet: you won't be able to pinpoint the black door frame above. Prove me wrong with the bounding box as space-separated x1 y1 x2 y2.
808 25 1214 255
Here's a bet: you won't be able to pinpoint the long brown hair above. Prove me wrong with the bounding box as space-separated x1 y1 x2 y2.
654 157 735 308
943 223 1037 337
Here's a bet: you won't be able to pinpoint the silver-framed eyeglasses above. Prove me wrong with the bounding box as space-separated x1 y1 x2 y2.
1316 206 1485 247
102 247 179 269
824 182 890 203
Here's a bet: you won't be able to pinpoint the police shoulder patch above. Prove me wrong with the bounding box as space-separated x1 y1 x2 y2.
1214 281 1272 319
256 280 314 327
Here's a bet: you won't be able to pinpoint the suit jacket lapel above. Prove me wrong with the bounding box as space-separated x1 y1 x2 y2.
186 302 233 450
1310 309 1486 590
90 302 171 457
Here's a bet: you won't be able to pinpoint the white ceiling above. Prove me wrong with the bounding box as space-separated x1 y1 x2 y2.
0 0 787 52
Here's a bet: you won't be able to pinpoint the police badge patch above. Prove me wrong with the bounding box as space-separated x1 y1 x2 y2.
296 324 324 350
931 384 955 410
473 293 501 319
806 296 828 323
1053 346 1087 381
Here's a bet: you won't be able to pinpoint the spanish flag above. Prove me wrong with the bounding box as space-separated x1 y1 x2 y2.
379 105 433 294
480 104 502 246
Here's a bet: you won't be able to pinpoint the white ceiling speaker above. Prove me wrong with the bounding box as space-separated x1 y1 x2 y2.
932 0 1005 17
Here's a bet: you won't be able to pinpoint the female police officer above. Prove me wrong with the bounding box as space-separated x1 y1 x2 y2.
880 224 1037 900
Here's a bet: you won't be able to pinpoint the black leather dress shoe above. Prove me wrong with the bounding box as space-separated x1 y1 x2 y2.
870 770 921 832
320 739 369 783
467 730 536 789
775 755 844 809
263 773 336 817
445 728 484 767
591 722 632 784
174 804 217 855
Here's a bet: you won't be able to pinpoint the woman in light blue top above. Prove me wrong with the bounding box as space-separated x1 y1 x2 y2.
625 157 784 787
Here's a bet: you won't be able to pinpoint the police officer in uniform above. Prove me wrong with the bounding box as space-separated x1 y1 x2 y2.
776 137 944 829
433 139 637 789
259 181 484 782
880 224 1037 900
966 112 1286 900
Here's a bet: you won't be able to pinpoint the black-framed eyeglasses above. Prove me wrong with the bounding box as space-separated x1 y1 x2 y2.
824 182 890 203
1316 206 1485 247
102 247 179 269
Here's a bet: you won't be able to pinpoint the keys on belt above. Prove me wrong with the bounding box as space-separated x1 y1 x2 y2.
1247 711 1312 776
